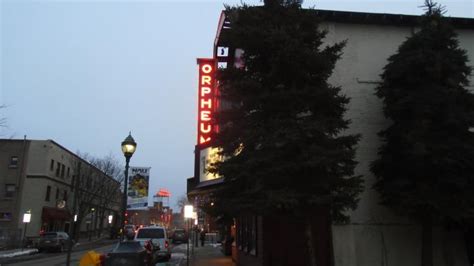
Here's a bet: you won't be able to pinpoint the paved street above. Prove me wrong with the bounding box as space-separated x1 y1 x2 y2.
3 244 115 266
1 243 188 266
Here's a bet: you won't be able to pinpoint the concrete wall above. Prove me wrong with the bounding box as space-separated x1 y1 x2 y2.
20 140 75 236
322 21 474 266
0 140 29 241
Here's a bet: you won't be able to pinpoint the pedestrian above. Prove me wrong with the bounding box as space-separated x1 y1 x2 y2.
109 227 116 239
200 229 206 247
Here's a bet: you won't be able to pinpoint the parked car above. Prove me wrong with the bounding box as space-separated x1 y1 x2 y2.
134 226 171 262
171 229 188 244
38 232 72 252
124 224 136 239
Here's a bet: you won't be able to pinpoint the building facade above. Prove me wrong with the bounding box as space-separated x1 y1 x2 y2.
0 139 121 248
188 8 474 266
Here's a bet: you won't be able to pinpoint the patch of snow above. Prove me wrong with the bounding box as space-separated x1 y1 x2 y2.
0 248 38 258
172 244 188 251
171 253 186 259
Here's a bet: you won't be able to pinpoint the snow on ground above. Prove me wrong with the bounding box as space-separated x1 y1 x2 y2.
171 253 186 259
173 244 188 252
0 248 38 258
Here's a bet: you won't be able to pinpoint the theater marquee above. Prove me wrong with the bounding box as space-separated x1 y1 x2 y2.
197 58 216 145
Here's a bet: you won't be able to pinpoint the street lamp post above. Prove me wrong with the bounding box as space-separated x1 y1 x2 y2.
120 132 137 241
184 205 194 266
22 210 31 251
193 211 198 248
88 208 95 241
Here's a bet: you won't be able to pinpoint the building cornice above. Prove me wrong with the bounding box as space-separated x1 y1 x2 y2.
313 9 474 29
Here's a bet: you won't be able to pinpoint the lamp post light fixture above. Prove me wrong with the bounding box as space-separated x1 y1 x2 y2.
22 210 31 251
184 205 193 266
89 208 96 241
120 132 137 241
192 211 198 248
108 215 113 225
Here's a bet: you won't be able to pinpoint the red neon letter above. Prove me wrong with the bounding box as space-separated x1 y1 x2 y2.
201 87 211 97
201 76 211 86
200 136 211 144
200 123 212 133
200 99 212 109
202 64 212 74
201 111 211 121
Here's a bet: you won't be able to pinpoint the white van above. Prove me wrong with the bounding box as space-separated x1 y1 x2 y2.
134 225 171 262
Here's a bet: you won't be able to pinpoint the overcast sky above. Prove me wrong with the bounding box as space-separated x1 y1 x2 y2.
1 0 473 211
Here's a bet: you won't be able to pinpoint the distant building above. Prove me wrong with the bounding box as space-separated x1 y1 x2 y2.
124 190 173 228
188 8 474 266
0 139 121 248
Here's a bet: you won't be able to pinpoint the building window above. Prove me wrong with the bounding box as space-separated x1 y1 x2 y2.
61 164 65 178
238 217 243 250
56 162 60 177
50 159 55 171
63 190 68 201
4 184 16 198
55 188 59 200
67 167 70 177
0 212 12 221
237 216 257 255
249 216 257 255
45 185 51 201
9 156 18 168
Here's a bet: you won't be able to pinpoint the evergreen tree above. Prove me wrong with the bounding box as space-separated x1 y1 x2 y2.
209 2 362 263
371 1 474 265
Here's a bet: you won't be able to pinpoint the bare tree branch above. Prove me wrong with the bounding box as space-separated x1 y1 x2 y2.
68 152 121 240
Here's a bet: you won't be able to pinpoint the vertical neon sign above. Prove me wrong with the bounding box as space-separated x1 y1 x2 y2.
197 58 215 145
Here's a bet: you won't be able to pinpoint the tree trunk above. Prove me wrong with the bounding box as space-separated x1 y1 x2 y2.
305 217 317 266
74 218 82 242
98 211 105 238
421 218 433 266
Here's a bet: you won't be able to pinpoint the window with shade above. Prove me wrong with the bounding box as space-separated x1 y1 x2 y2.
237 216 257 256
4 184 16 198
9 156 18 168
0 212 12 221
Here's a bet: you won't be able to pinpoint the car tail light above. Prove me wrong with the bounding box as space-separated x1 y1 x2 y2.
165 240 169 249
99 254 107 266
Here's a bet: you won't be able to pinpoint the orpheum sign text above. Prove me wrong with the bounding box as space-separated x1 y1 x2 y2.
197 58 216 145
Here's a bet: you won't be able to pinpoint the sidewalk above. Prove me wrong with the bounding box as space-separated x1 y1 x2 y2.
185 243 235 266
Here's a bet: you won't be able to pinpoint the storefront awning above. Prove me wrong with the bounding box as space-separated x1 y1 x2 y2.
42 207 71 221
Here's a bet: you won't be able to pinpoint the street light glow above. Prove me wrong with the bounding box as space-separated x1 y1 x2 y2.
23 212 31 223
121 132 137 158
184 205 194 219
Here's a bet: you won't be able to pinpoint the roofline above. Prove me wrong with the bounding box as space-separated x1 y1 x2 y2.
47 139 121 185
313 9 474 29
214 11 227 48
0 138 120 185
214 8 474 46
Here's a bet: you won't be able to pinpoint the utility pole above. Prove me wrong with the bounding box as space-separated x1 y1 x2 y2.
66 161 81 266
